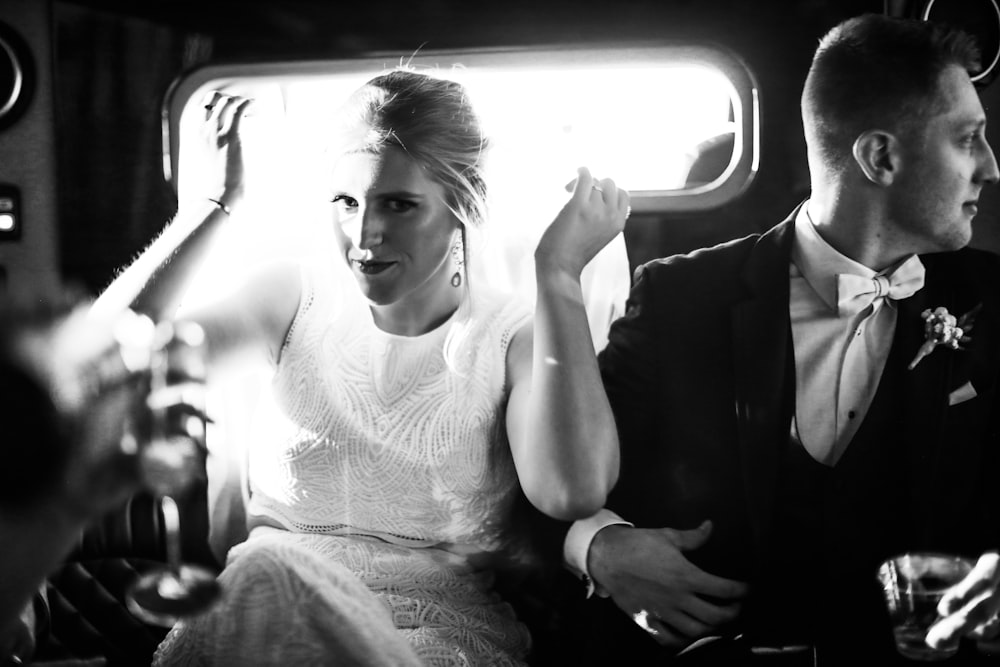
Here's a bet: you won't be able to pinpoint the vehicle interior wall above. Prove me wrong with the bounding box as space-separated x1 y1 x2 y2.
5 0 1000 296
0 0 60 297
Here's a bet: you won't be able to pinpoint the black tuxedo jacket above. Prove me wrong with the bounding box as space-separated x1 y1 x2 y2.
563 213 1000 664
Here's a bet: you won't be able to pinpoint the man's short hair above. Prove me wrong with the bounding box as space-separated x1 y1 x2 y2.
802 13 981 170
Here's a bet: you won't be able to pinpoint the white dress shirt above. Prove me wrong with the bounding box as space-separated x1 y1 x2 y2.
788 204 922 464
564 202 926 592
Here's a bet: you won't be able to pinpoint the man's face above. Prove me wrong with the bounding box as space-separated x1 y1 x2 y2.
891 64 1000 253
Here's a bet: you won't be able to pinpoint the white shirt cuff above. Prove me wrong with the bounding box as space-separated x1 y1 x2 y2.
563 508 633 598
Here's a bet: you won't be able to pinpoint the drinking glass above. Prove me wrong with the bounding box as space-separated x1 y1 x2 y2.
877 552 974 661
125 319 221 627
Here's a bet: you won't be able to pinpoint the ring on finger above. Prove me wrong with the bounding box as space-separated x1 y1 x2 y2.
632 610 659 636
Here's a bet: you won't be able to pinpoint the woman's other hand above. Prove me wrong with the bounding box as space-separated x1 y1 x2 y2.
201 91 253 210
535 166 631 279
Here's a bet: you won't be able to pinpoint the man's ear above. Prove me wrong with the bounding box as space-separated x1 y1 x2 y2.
852 130 899 185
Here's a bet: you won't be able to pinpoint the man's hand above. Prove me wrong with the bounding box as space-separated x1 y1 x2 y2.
927 551 1000 653
589 520 749 651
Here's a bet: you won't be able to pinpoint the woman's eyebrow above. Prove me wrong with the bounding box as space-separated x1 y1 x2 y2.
375 190 425 199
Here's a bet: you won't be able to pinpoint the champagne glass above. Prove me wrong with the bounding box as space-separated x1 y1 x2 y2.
125 319 221 627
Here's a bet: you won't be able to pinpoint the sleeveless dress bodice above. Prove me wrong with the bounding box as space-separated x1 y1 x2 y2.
247 263 529 552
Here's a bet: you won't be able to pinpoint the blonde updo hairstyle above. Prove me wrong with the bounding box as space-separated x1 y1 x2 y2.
335 68 491 281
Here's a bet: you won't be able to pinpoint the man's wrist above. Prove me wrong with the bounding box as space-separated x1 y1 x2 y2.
563 508 632 598
587 523 635 598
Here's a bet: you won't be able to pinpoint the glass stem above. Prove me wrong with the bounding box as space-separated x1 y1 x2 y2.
161 495 182 571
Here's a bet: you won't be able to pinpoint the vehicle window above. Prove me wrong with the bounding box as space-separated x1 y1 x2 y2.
166 45 758 211
165 45 757 293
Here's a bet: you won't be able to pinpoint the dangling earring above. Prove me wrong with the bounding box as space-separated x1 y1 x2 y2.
450 229 465 288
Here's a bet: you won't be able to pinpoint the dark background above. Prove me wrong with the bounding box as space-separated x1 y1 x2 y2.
8 0 1000 295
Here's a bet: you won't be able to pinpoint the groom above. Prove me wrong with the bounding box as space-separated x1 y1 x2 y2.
560 13 1000 665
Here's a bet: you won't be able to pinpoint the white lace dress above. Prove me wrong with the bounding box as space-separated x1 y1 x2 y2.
154 264 533 666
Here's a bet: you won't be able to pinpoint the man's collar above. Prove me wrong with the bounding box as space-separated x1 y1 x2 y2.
790 201 923 313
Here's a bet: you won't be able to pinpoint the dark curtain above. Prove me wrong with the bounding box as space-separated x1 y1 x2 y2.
53 3 212 296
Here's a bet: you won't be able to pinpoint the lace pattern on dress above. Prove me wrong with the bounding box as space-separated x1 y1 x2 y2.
247 262 531 551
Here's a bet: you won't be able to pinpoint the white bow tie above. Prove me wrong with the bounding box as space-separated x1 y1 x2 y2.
836 255 925 316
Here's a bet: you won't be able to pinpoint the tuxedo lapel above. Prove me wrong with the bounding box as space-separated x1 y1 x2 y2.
893 252 987 543
887 273 945 543
731 216 796 558
895 268 950 448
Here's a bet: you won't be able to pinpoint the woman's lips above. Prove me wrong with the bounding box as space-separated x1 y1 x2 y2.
353 259 396 275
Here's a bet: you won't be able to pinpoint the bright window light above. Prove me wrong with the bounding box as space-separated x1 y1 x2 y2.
267 63 735 194
166 45 758 295
168 45 757 208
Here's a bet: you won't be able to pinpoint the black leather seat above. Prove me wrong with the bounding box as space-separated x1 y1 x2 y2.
30 472 574 665
33 484 218 666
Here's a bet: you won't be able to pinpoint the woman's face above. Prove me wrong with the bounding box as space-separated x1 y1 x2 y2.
329 146 461 324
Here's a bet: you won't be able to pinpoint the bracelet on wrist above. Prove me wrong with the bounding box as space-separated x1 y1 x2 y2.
207 198 232 216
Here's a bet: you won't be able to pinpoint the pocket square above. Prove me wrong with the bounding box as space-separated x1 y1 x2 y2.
948 381 977 406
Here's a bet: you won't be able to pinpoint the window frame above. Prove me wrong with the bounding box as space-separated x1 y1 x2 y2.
162 43 760 213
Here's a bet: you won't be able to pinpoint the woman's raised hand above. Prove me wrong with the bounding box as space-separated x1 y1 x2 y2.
535 166 631 278
89 92 254 322
200 91 253 209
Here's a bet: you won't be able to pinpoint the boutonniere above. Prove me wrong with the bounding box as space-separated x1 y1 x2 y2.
907 304 979 370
